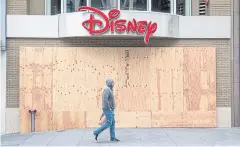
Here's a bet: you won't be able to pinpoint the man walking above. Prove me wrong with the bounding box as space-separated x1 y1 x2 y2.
93 79 120 142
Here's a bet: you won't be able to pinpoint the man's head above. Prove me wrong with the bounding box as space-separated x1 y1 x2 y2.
106 78 114 89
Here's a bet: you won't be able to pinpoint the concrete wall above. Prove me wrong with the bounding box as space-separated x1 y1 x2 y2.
7 15 59 38
1 0 7 135
1 52 7 135
179 16 230 38
6 14 231 39
0 1 1 40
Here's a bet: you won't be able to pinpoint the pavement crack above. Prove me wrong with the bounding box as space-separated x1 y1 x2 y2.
77 129 86 146
45 132 60 146
201 137 210 145
161 128 178 146
17 133 36 146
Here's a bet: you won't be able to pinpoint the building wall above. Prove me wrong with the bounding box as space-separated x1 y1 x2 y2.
29 0 45 15
191 0 199 16
7 0 45 15
4 0 234 134
209 0 231 16
192 0 231 16
6 0 232 16
7 0 28 15
5 38 232 133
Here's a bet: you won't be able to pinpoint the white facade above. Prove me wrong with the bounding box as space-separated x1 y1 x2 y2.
7 12 230 39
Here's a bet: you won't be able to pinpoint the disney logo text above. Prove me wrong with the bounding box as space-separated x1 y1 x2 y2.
77 6 157 44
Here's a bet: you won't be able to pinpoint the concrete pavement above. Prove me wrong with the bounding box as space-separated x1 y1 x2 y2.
1 128 240 146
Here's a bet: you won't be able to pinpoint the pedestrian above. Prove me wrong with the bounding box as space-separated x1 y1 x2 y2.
93 78 120 142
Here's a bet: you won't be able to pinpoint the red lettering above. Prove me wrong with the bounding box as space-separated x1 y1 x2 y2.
108 9 120 19
115 19 127 33
110 20 114 33
137 21 147 34
127 19 137 33
78 6 109 34
145 22 157 44
77 6 158 44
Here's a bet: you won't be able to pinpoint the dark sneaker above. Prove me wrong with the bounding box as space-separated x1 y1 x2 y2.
110 138 120 142
93 133 98 141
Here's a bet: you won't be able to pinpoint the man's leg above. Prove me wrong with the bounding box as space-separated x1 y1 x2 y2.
110 113 116 140
110 113 119 141
93 110 113 137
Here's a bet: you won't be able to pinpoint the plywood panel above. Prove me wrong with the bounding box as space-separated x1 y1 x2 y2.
136 112 151 128
85 109 102 128
151 112 183 127
20 111 31 133
52 111 85 130
152 48 184 113
127 48 151 111
183 47 216 127
35 111 53 132
20 47 216 133
183 47 202 111
20 47 53 133
182 111 216 127
116 112 137 128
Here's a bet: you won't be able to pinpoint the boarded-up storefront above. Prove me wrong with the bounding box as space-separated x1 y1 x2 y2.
19 47 216 133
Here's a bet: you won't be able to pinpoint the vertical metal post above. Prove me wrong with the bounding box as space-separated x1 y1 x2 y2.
61 0 64 13
117 0 120 9
171 0 175 14
87 0 90 6
148 0 151 12
31 113 35 132
29 109 37 132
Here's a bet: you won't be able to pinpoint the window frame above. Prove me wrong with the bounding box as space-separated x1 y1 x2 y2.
45 0 192 15
119 0 150 12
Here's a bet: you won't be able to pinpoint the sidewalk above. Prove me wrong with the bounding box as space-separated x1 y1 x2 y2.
1 128 240 146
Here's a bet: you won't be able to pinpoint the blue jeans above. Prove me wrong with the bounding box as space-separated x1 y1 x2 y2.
93 109 116 140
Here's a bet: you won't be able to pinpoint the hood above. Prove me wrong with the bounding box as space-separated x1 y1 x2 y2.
106 78 114 89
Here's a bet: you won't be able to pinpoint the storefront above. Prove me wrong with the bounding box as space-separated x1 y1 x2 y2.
1 0 239 134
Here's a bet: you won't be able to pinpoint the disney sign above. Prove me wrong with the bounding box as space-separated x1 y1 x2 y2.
77 6 158 44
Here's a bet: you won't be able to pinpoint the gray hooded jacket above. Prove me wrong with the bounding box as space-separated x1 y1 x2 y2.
102 79 115 110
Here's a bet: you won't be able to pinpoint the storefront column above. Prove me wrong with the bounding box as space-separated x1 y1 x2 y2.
1 51 6 134
1 0 7 134
231 0 240 127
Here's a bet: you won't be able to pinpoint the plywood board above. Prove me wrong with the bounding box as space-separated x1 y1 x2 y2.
136 111 151 128
20 47 216 133
52 111 85 130
182 111 216 127
85 109 102 128
20 47 53 133
183 47 216 112
151 112 183 127
35 111 53 132
116 112 137 128
20 111 31 133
